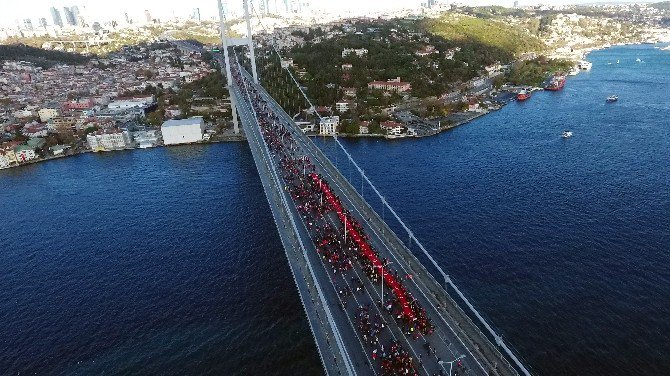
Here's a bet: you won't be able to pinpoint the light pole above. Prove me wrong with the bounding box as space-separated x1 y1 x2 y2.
438 355 465 376
374 261 392 305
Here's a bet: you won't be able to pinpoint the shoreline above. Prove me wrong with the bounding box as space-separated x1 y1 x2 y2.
0 134 247 172
5 42 657 172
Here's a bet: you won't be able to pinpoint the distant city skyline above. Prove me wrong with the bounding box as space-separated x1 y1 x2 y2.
0 0 646 28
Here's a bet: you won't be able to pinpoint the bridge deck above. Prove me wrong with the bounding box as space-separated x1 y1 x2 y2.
219 44 524 376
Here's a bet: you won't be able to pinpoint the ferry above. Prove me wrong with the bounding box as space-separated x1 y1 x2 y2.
545 74 566 91
578 61 593 70
562 130 573 138
606 95 618 103
517 90 532 101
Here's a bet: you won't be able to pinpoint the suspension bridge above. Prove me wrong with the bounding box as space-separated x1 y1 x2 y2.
172 1 533 375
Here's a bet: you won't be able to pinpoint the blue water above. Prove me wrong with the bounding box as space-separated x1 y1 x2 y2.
1 45 668 375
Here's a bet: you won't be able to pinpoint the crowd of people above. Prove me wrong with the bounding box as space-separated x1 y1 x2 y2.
231 61 435 375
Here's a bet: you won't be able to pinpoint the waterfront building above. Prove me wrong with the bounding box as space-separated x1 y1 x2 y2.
161 117 205 145
14 145 37 162
319 116 339 136
380 121 407 137
132 130 160 149
359 121 370 135
0 151 13 168
367 77 411 93
86 130 133 152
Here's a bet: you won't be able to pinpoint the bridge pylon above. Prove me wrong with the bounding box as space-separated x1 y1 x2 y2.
217 0 239 134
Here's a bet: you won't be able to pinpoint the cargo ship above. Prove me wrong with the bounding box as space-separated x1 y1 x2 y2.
545 74 566 91
517 89 531 101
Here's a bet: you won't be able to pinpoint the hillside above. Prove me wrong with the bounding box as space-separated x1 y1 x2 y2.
0 44 90 68
422 14 546 57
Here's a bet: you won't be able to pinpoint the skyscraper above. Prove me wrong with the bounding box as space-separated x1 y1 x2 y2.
71 6 82 26
63 7 76 26
144 10 152 24
124 12 132 25
50 7 63 28
192 8 201 22
39 18 48 29
23 19 34 31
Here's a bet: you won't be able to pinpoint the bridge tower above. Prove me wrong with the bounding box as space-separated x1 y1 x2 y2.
242 0 260 83
217 0 239 134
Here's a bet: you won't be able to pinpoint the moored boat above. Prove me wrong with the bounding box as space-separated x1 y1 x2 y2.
517 90 531 101
545 74 566 91
578 61 592 70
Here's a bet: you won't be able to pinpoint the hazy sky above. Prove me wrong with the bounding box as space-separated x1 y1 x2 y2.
1 0 634 27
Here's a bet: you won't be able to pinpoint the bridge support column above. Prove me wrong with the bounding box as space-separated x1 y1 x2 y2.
242 0 259 84
217 0 239 134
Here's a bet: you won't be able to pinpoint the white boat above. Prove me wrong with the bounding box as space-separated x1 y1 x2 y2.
662 46 670 51
562 130 573 138
578 61 592 70
568 66 580 76
616 59 620 64
636 58 642 63
606 95 618 103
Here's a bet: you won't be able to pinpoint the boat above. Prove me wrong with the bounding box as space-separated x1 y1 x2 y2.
662 46 670 51
517 90 531 101
545 74 566 91
578 61 592 70
606 95 618 103
562 130 573 138
568 66 580 76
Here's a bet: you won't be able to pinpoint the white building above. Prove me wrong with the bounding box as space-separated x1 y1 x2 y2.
133 130 160 148
342 48 368 58
87 130 133 151
107 95 155 110
38 108 60 122
0 152 12 168
161 117 205 145
319 116 339 136
335 100 354 112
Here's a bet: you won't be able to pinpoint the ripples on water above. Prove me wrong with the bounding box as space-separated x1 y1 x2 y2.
0 45 668 375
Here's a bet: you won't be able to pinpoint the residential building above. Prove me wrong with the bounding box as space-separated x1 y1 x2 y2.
0 151 13 168
343 87 357 97
359 121 370 135
87 129 133 151
38 107 60 122
335 100 354 112
108 96 155 110
319 116 339 136
133 130 160 148
380 121 407 137
367 77 411 93
341 63 353 70
15 145 37 162
342 48 368 58
161 117 205 145
415 45 438 57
